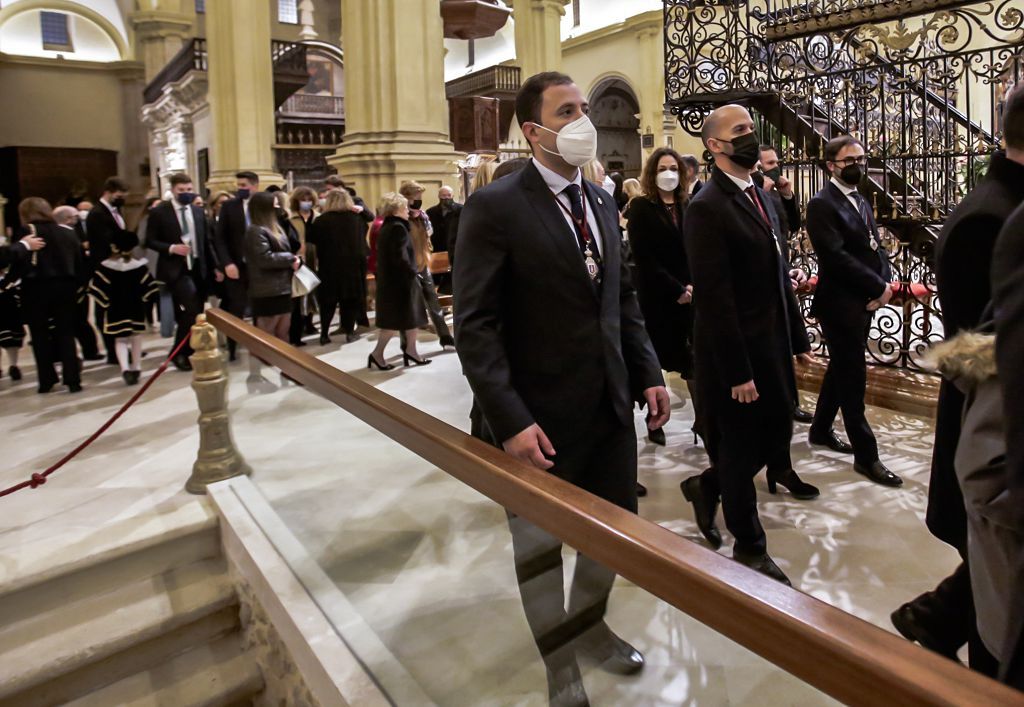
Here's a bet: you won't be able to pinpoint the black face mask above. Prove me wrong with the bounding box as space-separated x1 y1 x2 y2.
176 192 197 206
839 164 863 185
410 199 423 210
718 132 761 169
440 198 454 208
111 196 126 209
763 167 782 183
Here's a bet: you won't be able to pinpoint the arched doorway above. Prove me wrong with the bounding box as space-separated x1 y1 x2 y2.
589 78 642 178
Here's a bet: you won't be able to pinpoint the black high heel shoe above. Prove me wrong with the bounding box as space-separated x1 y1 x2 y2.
766 468 820 500
367 353 395 371
403 352 432 367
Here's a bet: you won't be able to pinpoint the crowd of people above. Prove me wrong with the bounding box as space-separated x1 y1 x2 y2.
448 72 1024 704
0 171 460 394
2 66 1022 704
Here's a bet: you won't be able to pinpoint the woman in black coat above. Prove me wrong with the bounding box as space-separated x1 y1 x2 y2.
368 194 429 370
16 198 86 393
306 189 373 345
627 148 699 441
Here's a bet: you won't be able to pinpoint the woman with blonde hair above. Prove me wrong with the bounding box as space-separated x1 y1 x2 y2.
368 193 429 370
306 188 373 344
471 159 498 194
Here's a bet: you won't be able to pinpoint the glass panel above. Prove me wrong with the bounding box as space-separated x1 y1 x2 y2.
224 342 841 704
278 0 298 25
40 11 72 51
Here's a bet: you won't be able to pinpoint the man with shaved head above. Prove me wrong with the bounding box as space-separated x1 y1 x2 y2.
55 205 102 360
680 104 812 585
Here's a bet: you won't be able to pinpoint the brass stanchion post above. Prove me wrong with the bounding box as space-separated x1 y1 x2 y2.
186 313 250 494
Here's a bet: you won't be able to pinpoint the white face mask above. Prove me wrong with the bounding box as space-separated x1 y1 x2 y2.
602 176 616 196
656 169 681 192
534 114 598 167
77 209 89 222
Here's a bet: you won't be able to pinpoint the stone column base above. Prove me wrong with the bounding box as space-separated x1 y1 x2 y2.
327 131 464 210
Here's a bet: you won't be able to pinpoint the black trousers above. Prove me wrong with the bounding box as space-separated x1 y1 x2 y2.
503 404 637 672
94 300 116 363
416 269 450 339
24 280 79 388
222 272 248 356
811 313 879 466
317 284 360 338
698 397 787 555
74 296 99 359
168 272 203 358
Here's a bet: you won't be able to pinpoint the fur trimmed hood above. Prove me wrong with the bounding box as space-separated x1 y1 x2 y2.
925 331 996 386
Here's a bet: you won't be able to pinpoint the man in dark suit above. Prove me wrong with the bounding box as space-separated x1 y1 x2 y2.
146 173 217 370
214 171 259 359
425 185 462 253
679 104 812 586
805 135 900 487
454 71 669 706
893 88 1024 672
86 177 130 365
52 205 101 361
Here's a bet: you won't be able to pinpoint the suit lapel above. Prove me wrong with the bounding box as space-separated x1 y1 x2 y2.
521 163 597 298
712 167 773 238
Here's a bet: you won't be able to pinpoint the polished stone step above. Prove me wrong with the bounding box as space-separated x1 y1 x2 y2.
0 557 237 703
65 633 263 707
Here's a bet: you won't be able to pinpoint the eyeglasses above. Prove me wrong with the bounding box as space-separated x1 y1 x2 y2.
833 156 867 167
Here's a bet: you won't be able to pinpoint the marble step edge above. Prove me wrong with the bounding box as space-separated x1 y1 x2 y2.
0 519 221 629
0 557 237 699
65 633 263 707
0 493 218 597
1 606 243 707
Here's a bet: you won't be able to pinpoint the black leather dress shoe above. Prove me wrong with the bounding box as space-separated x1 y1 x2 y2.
766 468 820 500
439 334 456 349
346 332 361 343
647 426 666 446
547 662 589 707
808 429 854 454
680 476 722 549
733 549 792 586
172 356 192 371
854 460 903 487
890 603 961 659
68 382 83 393
792 406 814 423
636 482 648 498
580 629 644 676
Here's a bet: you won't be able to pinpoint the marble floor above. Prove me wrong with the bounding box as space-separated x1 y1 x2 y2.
0 321 960 706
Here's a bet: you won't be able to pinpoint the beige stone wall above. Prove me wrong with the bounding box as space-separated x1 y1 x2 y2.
0 60 126 150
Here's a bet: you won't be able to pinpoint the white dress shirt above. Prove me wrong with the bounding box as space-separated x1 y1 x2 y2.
531 157 603 256
176 203 198 257
830 176 863 211
100 197 125 230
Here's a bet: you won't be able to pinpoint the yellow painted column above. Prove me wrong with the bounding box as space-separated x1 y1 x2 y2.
512 0 570 80
130 5 195 84
327 0 462 209
205 0 282 193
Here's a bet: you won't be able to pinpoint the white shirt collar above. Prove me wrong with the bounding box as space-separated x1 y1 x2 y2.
532 157 582 196
830 176 858 197
723 170 755 193
100 197 118 212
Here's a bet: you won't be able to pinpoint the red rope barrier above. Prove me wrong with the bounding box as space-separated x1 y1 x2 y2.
0 332 194 499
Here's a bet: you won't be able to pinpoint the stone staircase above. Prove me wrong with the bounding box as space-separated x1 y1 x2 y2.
0 498 263 706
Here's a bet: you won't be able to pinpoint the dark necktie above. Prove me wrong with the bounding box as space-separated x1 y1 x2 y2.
745 186 771 227
854 193 880 250
563 184 603 283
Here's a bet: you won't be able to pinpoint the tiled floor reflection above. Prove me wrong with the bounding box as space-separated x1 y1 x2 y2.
0 326 958 706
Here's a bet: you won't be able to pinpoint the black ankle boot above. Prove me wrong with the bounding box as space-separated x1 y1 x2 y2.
766 468 820 500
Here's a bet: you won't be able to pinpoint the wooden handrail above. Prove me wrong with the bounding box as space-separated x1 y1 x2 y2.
207 308 1024 706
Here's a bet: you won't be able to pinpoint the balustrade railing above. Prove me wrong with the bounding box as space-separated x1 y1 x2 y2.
664 0 1024 371
445 64 522 98
143 38 207 104
279 93 345 118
